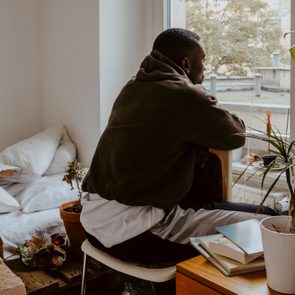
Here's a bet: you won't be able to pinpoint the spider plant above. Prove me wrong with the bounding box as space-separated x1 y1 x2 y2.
246 125 295 231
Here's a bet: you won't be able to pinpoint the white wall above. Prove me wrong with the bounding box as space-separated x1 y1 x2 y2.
0 0 166 167
0 0 43 151
43 0 165 166
99 0 165 134
42 0 100 166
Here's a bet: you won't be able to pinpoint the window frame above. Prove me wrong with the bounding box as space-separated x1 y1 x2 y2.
167 0 294 203
167 0 294 145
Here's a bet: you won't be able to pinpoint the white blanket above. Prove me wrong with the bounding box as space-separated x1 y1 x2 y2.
0 126 77 259
0 208 66 259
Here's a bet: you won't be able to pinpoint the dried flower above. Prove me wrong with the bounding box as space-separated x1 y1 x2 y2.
266 111 272 153
16 234 68 271
63 159 86 203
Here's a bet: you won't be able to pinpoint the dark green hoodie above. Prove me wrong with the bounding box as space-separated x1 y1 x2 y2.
82 50 245 211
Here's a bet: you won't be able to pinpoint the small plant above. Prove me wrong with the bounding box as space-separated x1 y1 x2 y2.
63 159 86 212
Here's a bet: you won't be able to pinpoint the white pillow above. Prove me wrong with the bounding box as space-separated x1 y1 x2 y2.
1 182 28 196
0 186 20 213
44 128 76 176
0 126 64 178
15 174 79 213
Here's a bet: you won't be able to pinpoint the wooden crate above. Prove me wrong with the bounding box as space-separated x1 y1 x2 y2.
0 258 26 295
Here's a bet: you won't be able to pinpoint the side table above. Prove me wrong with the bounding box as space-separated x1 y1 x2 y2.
176 256 284 295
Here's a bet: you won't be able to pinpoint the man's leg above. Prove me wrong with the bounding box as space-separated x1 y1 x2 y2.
205 201 278 215
84 230 197 267
178 152 278 215
150 206 270 244
179 152 223 210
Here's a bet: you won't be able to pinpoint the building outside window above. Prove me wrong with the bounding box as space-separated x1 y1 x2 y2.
168 0 294 209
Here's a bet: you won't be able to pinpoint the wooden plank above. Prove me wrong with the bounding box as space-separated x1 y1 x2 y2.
0 259 26 295
14 271 58 295
6 257 112 295
57 259 82 282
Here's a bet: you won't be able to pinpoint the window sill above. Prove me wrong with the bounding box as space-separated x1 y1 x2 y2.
232 161 289 210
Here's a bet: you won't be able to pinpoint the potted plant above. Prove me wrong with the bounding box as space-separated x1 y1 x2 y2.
60 159 86 262
242 115 295 293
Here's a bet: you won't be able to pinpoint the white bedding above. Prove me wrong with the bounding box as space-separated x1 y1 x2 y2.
0 208 66 259
0 126 77 260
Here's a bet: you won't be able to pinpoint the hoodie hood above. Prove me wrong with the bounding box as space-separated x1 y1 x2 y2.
136 50 188 82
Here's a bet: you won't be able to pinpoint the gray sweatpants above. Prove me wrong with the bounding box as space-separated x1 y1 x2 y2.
150 205 267 244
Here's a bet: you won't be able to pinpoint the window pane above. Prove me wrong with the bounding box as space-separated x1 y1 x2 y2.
184 0 291 154
169 0 293 207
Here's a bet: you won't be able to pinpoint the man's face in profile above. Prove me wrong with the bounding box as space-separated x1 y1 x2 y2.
187 43 206 85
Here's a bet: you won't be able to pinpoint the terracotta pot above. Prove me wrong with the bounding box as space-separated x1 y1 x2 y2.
60 200 85 262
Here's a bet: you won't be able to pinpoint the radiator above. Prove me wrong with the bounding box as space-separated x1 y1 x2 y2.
232 183 289 211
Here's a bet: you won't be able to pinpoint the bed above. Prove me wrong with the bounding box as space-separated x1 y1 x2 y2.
0 126 79 260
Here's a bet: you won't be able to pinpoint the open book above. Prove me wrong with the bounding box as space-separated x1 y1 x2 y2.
190 235 265 276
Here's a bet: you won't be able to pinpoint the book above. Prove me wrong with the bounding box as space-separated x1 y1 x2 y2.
216 219 263 255
208 234 262 264
190 234 265 276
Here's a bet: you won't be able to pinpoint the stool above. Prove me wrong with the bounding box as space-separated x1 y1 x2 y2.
80 239 176 295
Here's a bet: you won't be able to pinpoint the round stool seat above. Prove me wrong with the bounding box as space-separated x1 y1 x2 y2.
81 239 176 283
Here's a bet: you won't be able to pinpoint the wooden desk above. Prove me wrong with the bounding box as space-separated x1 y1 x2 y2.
176 256 284 295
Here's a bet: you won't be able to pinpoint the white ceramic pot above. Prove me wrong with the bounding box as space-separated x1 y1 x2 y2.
260 216 295 294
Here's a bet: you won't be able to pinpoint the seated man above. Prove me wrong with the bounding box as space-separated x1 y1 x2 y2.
80 28 275 269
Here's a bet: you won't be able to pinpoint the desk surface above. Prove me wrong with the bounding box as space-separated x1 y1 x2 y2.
176 256 283 295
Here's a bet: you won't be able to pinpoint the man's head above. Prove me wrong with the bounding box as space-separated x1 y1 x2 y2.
152 28 206 84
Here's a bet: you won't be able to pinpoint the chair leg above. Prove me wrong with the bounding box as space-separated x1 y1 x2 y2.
80 252 87 295
150 282 157 295
151 280 176 295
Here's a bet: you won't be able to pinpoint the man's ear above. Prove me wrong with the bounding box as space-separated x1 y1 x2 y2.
181 57 191 74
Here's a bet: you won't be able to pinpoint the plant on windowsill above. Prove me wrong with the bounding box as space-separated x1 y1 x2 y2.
59 159 86 262
235 30 295 292
241 112 295 294
246 123 295 230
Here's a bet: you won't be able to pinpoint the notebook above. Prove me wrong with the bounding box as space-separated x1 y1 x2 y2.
216 219 263 255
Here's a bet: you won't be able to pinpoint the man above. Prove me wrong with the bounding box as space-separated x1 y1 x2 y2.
81 28 272 268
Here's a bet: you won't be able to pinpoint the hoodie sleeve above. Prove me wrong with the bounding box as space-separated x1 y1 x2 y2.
188 86 246 150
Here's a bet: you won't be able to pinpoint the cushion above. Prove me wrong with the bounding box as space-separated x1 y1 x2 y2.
0 186 20 213
44 128 76 176
0 126 64 180
15 174 79 213
1 182 28 197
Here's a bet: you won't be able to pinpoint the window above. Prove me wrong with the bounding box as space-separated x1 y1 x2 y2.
168 0 294 207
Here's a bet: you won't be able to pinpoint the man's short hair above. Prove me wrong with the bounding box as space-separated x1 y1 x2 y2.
152 28 201 65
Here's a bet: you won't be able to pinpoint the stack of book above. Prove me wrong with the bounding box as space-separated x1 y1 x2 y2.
190 219 265 276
